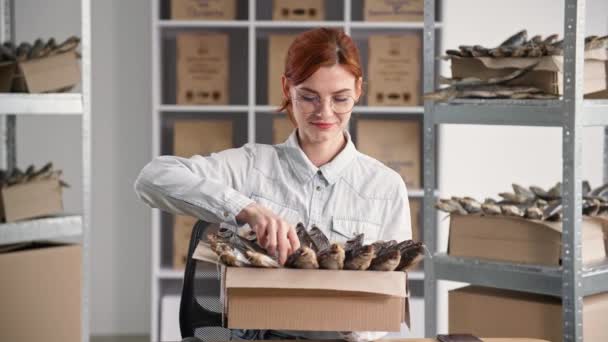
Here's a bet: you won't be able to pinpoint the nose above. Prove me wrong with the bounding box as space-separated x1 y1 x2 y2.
318 97 333 118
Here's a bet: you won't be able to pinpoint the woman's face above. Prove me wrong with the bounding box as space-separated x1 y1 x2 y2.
283 65 362 145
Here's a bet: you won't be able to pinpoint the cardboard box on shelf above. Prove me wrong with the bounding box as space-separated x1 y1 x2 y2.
173 119 234 157
173 214 198 269
364 0 424 22
176 33 229 105
171 0 236 20
0 243 81 342
447 214 608 266
449 286 608 342
272 116 294 144
0 62 15 92
0 178 64 223
409 198 421 242
450 48 608 96
5 50 81 93
273 0 325 21
368 34 421 106
356 118 421 189
193 243 409 332
268 34 296 106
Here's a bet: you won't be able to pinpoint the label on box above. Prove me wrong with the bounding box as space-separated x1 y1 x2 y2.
364 0 424 22
356 119 421 189
273 0 325 21
177 33 229 105
368 34 421 106
268 34 296 106
171 0 236 20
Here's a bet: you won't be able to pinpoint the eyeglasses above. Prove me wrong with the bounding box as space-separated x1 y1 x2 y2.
292 91 357 115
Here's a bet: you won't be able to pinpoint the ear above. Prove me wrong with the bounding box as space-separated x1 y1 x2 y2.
355 77 363 101
281 75 291 100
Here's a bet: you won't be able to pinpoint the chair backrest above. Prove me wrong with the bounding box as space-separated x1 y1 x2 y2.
179 220 231 340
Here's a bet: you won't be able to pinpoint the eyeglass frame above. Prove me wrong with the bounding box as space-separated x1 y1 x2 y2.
290 89 359 115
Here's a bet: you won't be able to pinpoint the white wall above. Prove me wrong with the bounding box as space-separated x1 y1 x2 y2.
438 0 608 334
14 0 152 336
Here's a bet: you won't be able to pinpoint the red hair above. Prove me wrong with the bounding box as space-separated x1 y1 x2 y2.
278 28 363 125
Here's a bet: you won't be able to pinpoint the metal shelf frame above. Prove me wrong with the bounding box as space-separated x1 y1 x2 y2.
423 0 606 341
151 0 443 340
0 1 91 341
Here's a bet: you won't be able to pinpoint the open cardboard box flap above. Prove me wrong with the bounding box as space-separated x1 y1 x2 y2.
226 267 407 297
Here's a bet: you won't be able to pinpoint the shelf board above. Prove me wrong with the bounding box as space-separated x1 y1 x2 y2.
255 105 425 114
0 215 83 245
432 99 563 126
350 21 443 30
158 104 249 113
433 253 608 297
158 20 249 28
255 21 344 28
0 94 83 115
582 100 608 126
156 266 220 280
408 189 439 198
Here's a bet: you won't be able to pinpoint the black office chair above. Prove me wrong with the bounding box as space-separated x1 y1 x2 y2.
179 220 233 341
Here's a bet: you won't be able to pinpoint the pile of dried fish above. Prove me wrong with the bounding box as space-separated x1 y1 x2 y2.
0 36 80 63
0 162 69 188
436 181 608 222
445 30 608 58
207 223 424 271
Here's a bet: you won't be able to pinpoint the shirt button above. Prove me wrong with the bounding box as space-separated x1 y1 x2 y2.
317 170 322 175
316 186 322 191
223 211 229 217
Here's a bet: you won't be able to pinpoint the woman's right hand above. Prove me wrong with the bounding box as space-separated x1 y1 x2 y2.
236 202 301 265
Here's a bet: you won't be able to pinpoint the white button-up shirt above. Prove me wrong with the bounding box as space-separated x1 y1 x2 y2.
134 129 412 245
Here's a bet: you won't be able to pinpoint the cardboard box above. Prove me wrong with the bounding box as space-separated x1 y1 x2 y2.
0 243 81 342
173 214 198 269
409 198 421 242
0 178 64 222
356 118 421 189
173 119 234 157
171 0 236 20
177 33 229 105
268 34 296 106
272 116 294 144
193 242 410 332
448 214 608 266
449 286 608 342
586 88 608 99
273 0 325 21
224 267 409 331
8 51 80 93
368 34 421 106
0 61 16 92
364 0 424 22
450 49 608 96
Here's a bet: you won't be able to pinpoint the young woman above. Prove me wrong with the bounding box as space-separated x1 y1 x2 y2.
135 27 412 341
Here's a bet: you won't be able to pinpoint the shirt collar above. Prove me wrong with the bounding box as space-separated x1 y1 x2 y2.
281 128 357 185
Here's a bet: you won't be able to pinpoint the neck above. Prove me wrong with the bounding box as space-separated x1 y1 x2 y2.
298 130 347 167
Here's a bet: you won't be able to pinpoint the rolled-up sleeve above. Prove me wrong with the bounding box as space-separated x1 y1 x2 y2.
133 143 256 226
380 176 412 242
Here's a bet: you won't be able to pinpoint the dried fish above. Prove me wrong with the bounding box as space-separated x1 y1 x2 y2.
296 222 316 250
498 192 529 204
396 242 425 271
246 250 280 268
344 245 376 271
344 233 364 252
501 204 524 217
309 225 330 252
525 206 544 220
435 198 468 215
285 246 319 269
369 249 401 271
543 202 562 221
317 243 345 270
499 30 528 47
481 202 502 215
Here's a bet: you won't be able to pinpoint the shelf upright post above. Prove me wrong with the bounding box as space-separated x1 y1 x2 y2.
422 0 437 337
0 0 15 171
561 0 586 341
248 0 256 144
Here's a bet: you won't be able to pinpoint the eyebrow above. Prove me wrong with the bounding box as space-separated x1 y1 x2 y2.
299 87 352 95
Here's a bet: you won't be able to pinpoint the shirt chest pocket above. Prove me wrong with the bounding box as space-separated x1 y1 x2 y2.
250 193 302 227
330 217 381 245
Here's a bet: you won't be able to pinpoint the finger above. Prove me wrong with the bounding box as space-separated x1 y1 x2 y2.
277 224 291 265
287 226 300 252
265 221 278 256
255 223 268 248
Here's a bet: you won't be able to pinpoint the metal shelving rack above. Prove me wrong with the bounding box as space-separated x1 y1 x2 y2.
150 0 442 340
422 0 608 341
0 0 91 341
